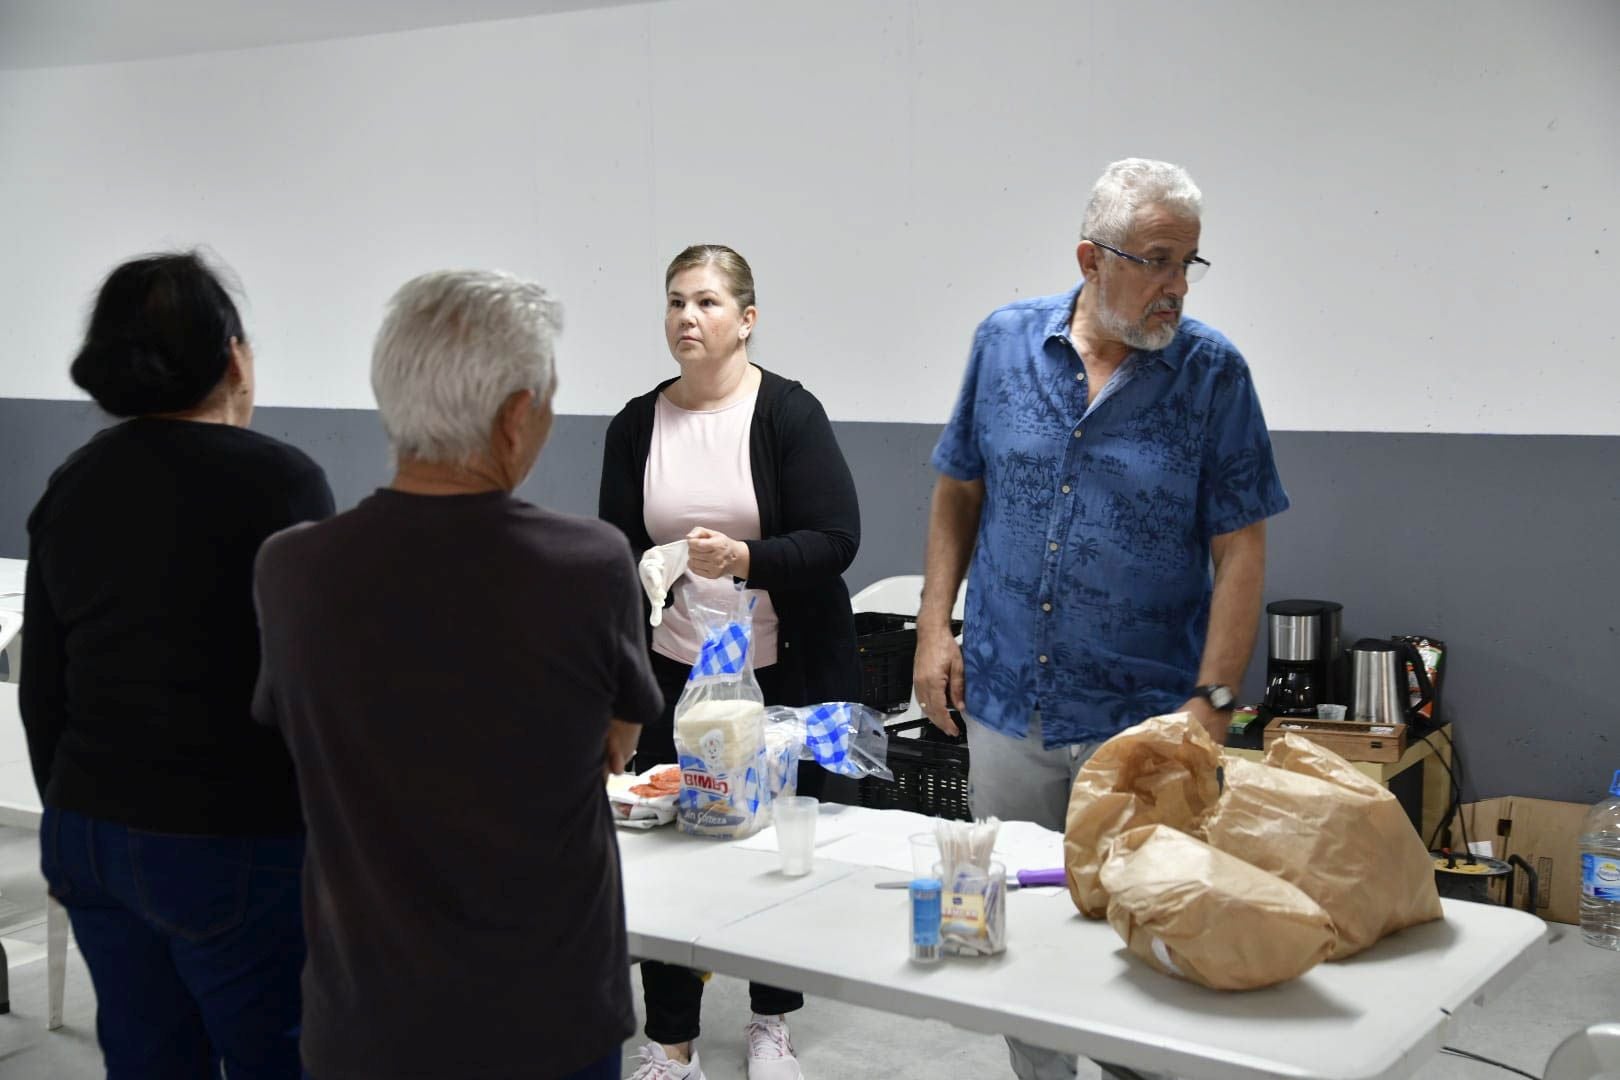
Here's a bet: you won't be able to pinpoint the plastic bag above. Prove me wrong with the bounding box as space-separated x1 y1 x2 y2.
762 721 802 807
1063 713 1224 918
673 587 771 839
1101 824 1336 990
764 702 895 781
1203 734 1443 958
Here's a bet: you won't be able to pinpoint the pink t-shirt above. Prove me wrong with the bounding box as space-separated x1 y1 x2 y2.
643 390 779 668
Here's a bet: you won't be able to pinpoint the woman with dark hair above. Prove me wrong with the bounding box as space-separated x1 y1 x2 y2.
600 244 861 1080
20 251 334 1078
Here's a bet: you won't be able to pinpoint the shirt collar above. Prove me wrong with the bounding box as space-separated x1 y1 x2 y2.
1043 279 1187 371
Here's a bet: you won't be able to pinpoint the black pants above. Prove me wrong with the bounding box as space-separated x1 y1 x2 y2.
637 651 805 1044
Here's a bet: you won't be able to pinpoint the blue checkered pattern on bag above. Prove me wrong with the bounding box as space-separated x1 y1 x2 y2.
690 620 751 679
804 702 860 776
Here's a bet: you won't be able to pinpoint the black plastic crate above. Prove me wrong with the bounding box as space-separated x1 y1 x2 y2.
853 611 965 714
857 717 971 821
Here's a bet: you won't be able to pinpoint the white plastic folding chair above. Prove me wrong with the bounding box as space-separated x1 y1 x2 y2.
1544 1022 1620 1080
849 574 965 620
0 609 21 684
46 898 67 1029
0 675 68 1029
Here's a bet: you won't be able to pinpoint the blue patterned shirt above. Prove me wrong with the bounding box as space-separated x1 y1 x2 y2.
931 282 1289 747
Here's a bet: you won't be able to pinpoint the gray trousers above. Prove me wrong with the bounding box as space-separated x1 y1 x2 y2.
964 713 1166 1080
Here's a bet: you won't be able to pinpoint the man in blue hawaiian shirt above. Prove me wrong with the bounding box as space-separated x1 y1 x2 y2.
914 158 1289 1079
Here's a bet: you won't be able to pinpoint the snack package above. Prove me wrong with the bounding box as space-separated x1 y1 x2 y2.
1101 825 1336 990
1394 634 1445 722
674 588 770 838
765 702 895 781
1205 735 1443 958
1063 713 1224 918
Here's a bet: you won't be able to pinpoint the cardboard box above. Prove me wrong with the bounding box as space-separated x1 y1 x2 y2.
1262 718 1408 763
1460 796 1589 924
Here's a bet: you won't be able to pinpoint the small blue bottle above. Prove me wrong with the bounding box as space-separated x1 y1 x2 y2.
910 874 942 963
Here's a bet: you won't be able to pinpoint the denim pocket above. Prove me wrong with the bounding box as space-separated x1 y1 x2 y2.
128 831 252 942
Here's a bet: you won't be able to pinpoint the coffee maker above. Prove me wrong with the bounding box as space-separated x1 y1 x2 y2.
1261 599 1345 718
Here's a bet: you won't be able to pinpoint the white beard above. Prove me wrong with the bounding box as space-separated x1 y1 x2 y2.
1097 276 1180 351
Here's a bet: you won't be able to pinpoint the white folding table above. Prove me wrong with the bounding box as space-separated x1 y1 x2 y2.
619 821 867 966
618 806 1547 1080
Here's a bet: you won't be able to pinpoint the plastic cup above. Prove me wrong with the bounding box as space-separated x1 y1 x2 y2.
775 796 819 876
941 860 1007 956
910 833 942 885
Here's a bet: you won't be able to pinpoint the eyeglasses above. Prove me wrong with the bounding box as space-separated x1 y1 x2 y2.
1086 238 1211 284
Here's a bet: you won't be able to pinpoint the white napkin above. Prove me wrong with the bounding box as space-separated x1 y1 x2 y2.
638 541 690 627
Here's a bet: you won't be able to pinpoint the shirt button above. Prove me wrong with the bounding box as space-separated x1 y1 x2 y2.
1072 428 1082 439
1075 372 1084 382
1061 484 1071 494
1042 602 1052 612
1038 654 1049 664
1048 541 1059 552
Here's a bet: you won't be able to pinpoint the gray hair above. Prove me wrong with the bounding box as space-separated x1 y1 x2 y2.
371 270 562 464
1081 158 1203 244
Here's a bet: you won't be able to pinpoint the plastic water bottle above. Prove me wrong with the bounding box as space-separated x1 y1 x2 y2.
1578 768 1620 950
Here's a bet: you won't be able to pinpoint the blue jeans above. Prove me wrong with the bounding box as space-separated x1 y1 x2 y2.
40 807 306 1079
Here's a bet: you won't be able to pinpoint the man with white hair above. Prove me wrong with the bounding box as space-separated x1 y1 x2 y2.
914 160 1289 1079
252 270 662 1080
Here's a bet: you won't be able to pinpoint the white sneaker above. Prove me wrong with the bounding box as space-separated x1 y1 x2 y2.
626 1041 707 1080
745 1014 804 1080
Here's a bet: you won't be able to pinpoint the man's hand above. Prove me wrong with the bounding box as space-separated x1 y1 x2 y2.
603 718 642 778
913 475 984 738
913 625 965 737
686 527 750 579
1177 696 1228 746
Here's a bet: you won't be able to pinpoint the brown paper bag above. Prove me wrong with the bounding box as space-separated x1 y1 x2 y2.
1101 824 1336 990
1064 713 1223 918
1204 734 1444 958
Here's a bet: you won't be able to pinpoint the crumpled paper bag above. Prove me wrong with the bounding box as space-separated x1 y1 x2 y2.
1064 713 1223 918
1203 734 1443 958
1101 824 1336 990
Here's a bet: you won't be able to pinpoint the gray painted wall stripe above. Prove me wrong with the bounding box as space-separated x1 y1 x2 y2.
3 396 1616 805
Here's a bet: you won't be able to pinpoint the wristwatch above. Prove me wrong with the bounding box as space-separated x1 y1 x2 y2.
1192 684 1236 711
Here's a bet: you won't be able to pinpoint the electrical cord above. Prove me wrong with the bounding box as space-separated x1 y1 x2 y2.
1422 727 1467 851
1448 728 1474 856
1421 733 1458 848
1440 1045 1541 1080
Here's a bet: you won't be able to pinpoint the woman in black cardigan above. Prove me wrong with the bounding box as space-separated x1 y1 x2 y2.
599 244 859 1080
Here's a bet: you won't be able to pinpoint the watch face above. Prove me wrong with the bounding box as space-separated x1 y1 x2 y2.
1205 685 1234 710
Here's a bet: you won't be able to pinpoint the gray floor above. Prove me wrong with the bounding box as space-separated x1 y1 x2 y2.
1 823 1616 1080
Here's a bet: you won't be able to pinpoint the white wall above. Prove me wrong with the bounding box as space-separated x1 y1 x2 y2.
1 0 1616 433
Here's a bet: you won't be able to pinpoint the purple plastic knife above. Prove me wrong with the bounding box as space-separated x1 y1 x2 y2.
874 867 1066 890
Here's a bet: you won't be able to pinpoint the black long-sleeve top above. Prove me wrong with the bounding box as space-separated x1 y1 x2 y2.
20 417 334 834
598 366 862 705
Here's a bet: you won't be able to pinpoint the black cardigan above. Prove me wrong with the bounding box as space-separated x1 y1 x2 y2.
598 366 861 706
